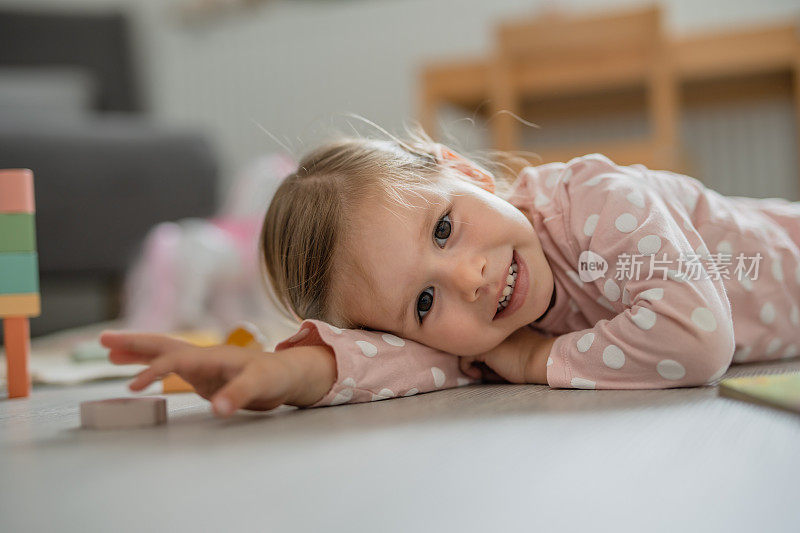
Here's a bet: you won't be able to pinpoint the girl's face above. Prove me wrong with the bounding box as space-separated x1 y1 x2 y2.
337 174 554 357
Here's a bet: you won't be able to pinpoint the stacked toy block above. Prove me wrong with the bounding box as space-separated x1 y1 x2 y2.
0 169 40 398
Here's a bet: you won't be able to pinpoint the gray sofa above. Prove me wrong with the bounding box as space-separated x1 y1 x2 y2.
0 9 218 337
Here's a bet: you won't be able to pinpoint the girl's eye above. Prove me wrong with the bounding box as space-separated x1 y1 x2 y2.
416 212 452 324
434 213 452 247
416 288 434 323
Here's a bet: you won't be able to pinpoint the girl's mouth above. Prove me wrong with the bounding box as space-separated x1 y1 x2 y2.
493 250 529 320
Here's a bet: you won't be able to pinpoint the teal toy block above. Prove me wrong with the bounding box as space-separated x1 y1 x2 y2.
0 252 39 294
0 213 36 253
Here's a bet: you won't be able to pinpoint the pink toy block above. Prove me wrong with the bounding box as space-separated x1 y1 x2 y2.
0 169 34 213
80 397 168 429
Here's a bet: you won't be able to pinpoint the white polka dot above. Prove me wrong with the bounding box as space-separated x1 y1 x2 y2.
567 270 584 287
732 346 752 362
583 214 599 236
355 340 378 357
657 359 686 380
626 190 645 208
707 364 728 384
637 235 662 255
546 356 553 366
615 213 638 233
597 296 615 312
716 241 732 255
570 377 596 389
771 257 784 281
760 302 776 325
782 344 799 359
791 305 799 326
287 328 310 343
638 288 664 302
569 300 580 312
631 307 657 330
583 175 606 187
431 367 446 387
372 388 395 400
738 272 753 292
403 388 419 396
561 168 572 183
604 279 620 301
576 333 595 352
342 377 357 388
456 378 470 386
534 194 550 207
602 345 625 369
770 257 783 281
328 324 343 334
381 333 405 347
766 338 782 355
330 388 353 405
691 307 717 332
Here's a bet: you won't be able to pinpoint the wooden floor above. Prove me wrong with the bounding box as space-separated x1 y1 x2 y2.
2 358 799 532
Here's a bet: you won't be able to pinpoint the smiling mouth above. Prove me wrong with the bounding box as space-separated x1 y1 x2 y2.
496 258 518 315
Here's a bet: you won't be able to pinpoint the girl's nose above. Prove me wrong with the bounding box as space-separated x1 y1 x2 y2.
451 254 487 301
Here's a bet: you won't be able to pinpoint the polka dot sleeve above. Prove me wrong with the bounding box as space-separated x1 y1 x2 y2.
274 319 478 407
547 155 736 389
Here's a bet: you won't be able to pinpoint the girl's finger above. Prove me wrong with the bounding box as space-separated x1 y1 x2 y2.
210 363 280 417
100 331 189 360
128 351 193 391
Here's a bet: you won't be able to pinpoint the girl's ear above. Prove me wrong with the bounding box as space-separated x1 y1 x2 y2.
433 144 496 194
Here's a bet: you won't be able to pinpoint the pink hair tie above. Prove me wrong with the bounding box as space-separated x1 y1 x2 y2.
433 143 496 194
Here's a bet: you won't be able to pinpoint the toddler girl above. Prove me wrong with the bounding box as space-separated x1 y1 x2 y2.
101 130 800 416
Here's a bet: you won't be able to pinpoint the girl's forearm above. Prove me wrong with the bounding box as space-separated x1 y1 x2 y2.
525 335 557 385
280 345 337 407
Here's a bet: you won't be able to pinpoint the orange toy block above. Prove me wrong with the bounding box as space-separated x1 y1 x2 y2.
162 373 195 393
225 322 267 348
4 317 31 398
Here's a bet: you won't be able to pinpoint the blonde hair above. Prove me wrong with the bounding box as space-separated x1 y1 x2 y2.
259 125 529 328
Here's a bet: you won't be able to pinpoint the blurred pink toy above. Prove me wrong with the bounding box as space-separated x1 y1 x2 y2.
121 154 299 347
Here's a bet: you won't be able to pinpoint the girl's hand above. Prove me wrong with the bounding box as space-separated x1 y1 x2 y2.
459 326 556 384
100 331 336 417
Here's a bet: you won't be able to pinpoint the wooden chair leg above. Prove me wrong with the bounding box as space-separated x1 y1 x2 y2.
4 317 31 398
489 54 518 152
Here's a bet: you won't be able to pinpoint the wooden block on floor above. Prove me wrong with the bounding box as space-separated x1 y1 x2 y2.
0 252 39 295
0 213 36 252
0 169 34 213
0 293 40 317
80 397 167 429
4 316 30 398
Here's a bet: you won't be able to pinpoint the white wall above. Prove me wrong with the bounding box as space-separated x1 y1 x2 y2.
5 0 800 196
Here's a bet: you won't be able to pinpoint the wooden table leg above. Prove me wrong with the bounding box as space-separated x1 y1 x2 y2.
4 317 30 398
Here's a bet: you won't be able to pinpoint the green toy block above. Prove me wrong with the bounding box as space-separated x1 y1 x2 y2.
0 252 39 295
0 213 36 253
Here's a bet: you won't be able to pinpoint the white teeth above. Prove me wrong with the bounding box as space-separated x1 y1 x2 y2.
496 261 518 313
